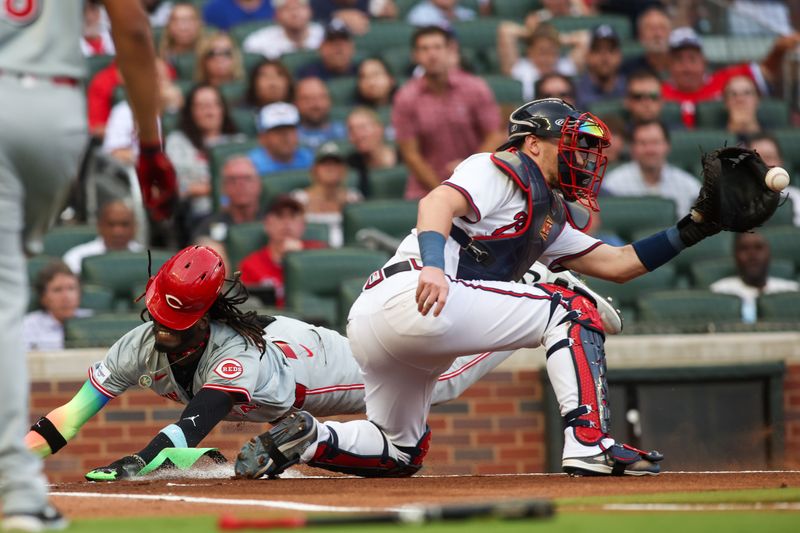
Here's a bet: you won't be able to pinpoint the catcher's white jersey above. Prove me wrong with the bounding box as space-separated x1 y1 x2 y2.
88 316 512 423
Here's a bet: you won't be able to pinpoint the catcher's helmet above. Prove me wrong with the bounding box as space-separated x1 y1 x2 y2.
500 98 610 211
145 245 225 330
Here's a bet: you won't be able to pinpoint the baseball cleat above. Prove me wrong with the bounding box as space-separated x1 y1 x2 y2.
562 443 663 476
235 411 318 479
1 505 68 532
521 263 623 335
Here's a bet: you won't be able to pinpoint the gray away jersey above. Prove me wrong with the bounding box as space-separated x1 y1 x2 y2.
88 316 367 423
0 0 85 79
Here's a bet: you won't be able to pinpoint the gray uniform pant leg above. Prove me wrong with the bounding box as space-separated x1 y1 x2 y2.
0 79 86 514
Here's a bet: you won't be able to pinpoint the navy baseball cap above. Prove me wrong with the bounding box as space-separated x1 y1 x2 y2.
590 24 620 49
324 19 352 41
669 27 703 52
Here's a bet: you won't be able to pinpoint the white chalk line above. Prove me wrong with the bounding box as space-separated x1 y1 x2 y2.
50 491 397 514
602 503 800 512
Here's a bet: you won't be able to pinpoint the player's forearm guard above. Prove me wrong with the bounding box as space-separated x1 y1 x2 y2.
418 231 446 270
631 226 685 271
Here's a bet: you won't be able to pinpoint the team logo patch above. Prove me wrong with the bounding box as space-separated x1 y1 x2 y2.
555 118 565 126
165 294 184 310
92 362 111 384
540 215 554 240
214 358 243 379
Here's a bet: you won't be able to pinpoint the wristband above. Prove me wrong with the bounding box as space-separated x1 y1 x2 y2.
418 231 446 270
631 226 685 272
138 141 162 155
30 416 68 454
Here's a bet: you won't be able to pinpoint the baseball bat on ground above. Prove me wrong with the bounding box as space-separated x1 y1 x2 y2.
218 499 554 530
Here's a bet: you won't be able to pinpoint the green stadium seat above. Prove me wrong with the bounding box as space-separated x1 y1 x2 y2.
695 99 790 129
551 15 632 41
772 128 800 181
65 313 144 348
161 112 180 137
343 200 418 246
355 21 415 55
588 99 624 121
208 139 261 210
381 46 412 77
219 80 246 106
281 49 320 76
763 197 794 227
689 258 795 288
758 291 800 322
261 169 311 205
762 226 800 269
366 165 408 199
637 289 742 324
483 74 523 106
81 251 172 311
661 102 682 127
597 196 677 241
493 0 541 19
453 18 502 50
668 129 737 174
327 77 357 106
172 52 197 80
27 255 58 285
80 284 116 313
339 277 367 330
243 52 264 77
43 225 97 258
230 107 258 137
284 248 388 327
584 264 677 312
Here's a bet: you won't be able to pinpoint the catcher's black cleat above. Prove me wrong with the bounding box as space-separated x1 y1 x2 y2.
562 443 663 477
235 411 318 479
1 504 68 532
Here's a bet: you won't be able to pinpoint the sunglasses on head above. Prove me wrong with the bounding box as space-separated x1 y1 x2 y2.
628 91 660 101
206 48 233 59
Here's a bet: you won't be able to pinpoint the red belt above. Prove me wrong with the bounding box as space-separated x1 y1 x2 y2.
364 258 422 290
0 70 79 87
273 340 307 409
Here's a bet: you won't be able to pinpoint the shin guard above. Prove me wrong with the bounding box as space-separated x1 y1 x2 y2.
309 424 431 478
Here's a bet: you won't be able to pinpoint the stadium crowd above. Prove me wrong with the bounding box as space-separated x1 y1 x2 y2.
27 0 800 349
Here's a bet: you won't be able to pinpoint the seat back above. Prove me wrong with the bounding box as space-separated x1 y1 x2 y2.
80 284 116 313
691 258 795 288
597 196 677 241
758 291 800 322
762 226 800 270
586 263 677 311
637 290 742 324
43 225 97 258
367 165 408 199
81 251 173 310
343 200 418 246
65 314 145 348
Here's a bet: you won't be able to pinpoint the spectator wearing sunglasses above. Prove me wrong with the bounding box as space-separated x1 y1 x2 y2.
623 70 682 134
194 32 245 88
575 25 626 109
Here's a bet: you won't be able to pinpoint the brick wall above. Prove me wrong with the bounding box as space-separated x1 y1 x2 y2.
32 362 800 482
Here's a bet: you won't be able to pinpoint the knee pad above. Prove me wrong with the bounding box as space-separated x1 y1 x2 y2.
540 283 610 446
309 425 431 478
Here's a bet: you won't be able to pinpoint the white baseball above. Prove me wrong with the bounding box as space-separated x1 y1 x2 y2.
765 167 790 192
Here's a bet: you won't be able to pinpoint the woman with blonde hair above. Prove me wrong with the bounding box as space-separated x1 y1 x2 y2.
194 32 245 87
158 2 203 65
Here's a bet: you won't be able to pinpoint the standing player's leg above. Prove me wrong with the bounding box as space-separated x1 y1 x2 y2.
0 80 86 522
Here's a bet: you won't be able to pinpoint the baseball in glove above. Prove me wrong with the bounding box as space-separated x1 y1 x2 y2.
677 146 781 246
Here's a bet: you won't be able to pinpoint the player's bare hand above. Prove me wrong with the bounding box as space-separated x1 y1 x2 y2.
416 267 448 317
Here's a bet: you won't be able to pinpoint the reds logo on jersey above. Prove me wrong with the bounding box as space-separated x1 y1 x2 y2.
214 358 244 379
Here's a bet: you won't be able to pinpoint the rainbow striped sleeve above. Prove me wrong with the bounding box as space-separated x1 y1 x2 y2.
25 379 112 457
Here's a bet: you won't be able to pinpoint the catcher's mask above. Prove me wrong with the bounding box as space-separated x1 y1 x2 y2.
144 245 225 331
500 99 611 211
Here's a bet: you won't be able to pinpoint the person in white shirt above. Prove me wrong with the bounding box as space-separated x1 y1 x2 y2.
63 200 144 274
710 231 799 323
24 261 91 352
602 120 700 218
242 0 323 60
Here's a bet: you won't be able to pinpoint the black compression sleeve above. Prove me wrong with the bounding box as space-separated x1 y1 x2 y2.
136 387 234 463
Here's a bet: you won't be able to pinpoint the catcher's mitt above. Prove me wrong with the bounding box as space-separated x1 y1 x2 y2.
692 146 780 232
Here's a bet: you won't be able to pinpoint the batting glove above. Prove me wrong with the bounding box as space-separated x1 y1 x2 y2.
136 142 178 222
85 455 146 481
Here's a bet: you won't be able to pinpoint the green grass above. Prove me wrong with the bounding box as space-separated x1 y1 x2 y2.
61 512 800 533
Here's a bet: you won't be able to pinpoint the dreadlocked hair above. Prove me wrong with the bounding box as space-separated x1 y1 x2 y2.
208 274 270 354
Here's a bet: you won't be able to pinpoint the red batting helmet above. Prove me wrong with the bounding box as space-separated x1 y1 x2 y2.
145 245 225 331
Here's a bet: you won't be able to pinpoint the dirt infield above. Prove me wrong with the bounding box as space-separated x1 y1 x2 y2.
51 471 800 519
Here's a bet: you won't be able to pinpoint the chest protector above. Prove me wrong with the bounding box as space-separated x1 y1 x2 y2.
450 150 581 282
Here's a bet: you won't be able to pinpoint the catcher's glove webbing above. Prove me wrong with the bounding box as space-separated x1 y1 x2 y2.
692 146 780 233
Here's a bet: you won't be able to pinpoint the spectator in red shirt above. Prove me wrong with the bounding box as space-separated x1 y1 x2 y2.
392 26 503 200
239 195 325 307
87 61 123 137
662 26 800 128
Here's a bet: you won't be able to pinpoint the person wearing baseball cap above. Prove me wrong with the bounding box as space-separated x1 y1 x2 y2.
288 142 363 247
575 24 625 108
248 102 313 174
297 19 358 80
662 25 800 128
